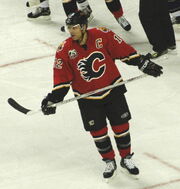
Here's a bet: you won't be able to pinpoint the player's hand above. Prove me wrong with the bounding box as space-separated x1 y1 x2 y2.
138 55 163 77
41 93 56 115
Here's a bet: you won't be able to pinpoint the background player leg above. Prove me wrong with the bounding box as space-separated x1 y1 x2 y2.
105 0 131 31
62 0 78 16
139 0 176 58
62 0 93 21
77 0 93 22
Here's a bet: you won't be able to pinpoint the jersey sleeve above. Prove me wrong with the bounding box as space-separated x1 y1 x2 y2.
104 29 142 65
51 41 73 101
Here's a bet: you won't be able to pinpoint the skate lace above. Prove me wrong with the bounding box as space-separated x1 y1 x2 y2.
124 158 135 169
104 161 115 173
83 7 92 14
118 16 129 27
81 6 92 18
32 7 42 15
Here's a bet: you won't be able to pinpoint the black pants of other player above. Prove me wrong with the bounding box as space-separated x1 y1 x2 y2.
139 0 176 52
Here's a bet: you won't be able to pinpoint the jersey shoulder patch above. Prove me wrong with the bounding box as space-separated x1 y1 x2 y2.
96 27 110 33
57 40 67 52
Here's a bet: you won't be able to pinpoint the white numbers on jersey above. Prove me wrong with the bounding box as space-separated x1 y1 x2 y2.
114 34 123 44
96 38 103 49
54 58 63 69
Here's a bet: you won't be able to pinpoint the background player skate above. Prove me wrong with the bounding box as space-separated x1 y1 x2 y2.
41 11 163 180
26 0 51 20
168 0 180 24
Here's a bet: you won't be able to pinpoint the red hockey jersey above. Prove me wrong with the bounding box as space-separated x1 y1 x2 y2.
53 27 139 99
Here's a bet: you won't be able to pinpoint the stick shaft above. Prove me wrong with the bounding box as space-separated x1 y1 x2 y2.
8 74 147 115
58 74 147 106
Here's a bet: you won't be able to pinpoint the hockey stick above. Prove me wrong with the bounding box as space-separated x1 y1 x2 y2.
7 74 147 115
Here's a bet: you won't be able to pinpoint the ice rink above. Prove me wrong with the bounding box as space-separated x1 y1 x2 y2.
0 0 180 188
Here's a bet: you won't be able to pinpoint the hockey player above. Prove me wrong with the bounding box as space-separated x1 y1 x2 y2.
139 0 176 59
41 11 163 179
168 0 180 24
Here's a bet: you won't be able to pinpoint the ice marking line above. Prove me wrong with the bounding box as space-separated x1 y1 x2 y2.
144 152 180 172
35 39 57 49
142 178 180 189
0 54 54 68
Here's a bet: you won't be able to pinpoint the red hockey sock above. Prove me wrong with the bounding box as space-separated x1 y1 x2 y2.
105 0 123 19
112 122 131 158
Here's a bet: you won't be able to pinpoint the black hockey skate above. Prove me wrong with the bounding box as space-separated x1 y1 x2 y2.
103 159 117 181
120 153 139 178
117 16 131 31
27 7 51 21
171 16 180 25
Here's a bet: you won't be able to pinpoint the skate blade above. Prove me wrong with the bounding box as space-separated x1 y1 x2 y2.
120 167 139 180
104 170 117 183
27 15 51 21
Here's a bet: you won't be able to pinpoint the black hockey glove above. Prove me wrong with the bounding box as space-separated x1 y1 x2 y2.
41 87 70 115
138 55 163 77
41 93 57 115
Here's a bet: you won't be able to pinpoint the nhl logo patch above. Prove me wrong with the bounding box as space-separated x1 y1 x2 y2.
68 49 78 59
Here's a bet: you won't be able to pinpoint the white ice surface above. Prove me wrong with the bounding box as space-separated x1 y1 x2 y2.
0 0 180 189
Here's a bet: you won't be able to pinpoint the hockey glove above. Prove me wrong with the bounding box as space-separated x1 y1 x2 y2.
41 87 70 115
138 55 163 77
41 93 57 115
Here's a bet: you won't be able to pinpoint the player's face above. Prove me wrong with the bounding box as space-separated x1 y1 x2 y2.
67 24 84 41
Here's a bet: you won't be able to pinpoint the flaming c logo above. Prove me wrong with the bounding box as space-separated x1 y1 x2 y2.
77 52 106 82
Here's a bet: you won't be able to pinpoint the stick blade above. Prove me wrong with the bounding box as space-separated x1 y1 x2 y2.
8 98 31 114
